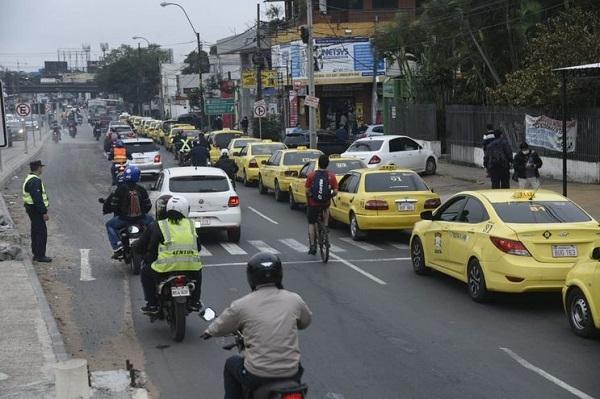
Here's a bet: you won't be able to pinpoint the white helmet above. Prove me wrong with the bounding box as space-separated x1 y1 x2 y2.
166 196 190 218
220 148 229 156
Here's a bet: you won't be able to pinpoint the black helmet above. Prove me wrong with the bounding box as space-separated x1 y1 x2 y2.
246 252 283 291
155 194 173 220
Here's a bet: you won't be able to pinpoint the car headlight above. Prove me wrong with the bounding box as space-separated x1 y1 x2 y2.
18 129 24 134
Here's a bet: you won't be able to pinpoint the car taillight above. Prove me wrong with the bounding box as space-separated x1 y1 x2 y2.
154 154 161 163
365 199 388 210
173 275 187 286
228 196 240 207
368 155 381 164
281 394 303 399
489 237 531 256
424 198 441 209
249 159 258 168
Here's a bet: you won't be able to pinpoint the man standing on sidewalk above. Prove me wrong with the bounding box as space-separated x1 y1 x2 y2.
22 160 51 263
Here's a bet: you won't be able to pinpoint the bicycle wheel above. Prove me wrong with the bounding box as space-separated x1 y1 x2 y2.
317 221 329 263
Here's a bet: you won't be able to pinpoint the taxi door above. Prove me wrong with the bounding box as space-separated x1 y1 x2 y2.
292 162 314 204
262 151 282 189
331 173 360 225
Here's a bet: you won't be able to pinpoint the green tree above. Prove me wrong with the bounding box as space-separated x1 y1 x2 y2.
181 49 210 75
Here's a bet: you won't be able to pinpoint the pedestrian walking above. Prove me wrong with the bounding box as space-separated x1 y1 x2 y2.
482 123 495 177
240 116 249 135
513 142 543 189
22 160 51 262
485 130 513 189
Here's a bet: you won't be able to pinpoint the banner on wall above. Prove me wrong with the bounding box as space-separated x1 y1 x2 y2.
525 115 577 152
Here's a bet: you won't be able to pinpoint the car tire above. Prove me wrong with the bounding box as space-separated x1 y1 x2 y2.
566 288 599 338
350 213 366 241
243 170 251 187
258 175 268 194
425 157 437 175
411 236 433 275
274 180 287 202
227 227 241 243
467 258 490 303
289 189 298 210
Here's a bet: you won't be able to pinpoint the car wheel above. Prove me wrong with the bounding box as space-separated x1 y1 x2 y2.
411 236 432 275
274 180 287 202
258 175 268 194
289 189 298 210
425 157 437 175
566 288 599 338
350 213 366 241
467 258 490 303
227 227 241 243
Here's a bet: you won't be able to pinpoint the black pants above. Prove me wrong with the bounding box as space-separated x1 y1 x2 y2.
25 206 47 258
140 264 202 307
489 166 510 189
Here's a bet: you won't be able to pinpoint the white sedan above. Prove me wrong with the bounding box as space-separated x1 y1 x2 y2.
342 135 438 175
149 167 242 242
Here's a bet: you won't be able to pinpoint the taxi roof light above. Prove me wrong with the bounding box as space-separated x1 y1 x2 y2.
489 237 531 256
296 146 308 150
379 164 396 170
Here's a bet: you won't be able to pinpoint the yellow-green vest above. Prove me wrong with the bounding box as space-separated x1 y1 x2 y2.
22 174 49 207
151 219 202 273
179 138 192 153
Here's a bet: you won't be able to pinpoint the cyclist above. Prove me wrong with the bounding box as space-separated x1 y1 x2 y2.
305 154 338 255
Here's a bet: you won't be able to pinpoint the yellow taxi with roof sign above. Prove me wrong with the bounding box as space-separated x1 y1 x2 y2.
258 146 323 202
410 188 600 302
330 165 441 241
209 128 245 164
288 155 368 209
235 140 287 187
165 124 195 151
147 120 163 142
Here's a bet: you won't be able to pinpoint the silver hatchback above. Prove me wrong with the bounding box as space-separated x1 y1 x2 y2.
121 138 163 177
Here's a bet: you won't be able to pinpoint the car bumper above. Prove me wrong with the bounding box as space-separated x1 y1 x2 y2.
245 167 260 182
355 213 422 230
131 162 163 175
483 258 572 293
189 210 241 230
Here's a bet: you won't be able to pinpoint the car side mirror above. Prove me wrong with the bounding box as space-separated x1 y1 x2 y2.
420 210 433 220
289 171 298 177
261 160 267 165
233 152 240 156
592 247 600 260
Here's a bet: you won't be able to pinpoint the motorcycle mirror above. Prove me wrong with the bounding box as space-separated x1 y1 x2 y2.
200 307 216 321
98 198 105 204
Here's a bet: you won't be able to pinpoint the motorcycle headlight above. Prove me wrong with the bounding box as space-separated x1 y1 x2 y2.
18 129 24 134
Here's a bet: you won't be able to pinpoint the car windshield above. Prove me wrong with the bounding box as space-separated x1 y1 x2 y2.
111 126 131 132
284 134 308 145
346 140 383 152
252 144 286 155
283 152 321 165
328 160 366 175
232 139 257 149
124 142 157 153
364 172 429 192
493 201 592 223
169 176 229 193
213 133 242 148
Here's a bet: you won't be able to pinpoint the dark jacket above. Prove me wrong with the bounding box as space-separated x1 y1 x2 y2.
134 219 201 264
482 131 496 165
109 182 152 222
214 155 238 179
190 145 210 166
513 150 543 179
485 138 513 170
23 174 48 214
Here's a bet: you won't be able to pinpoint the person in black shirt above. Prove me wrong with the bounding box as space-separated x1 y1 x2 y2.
214 149 239 188
190 139 210 166
22 160 52 262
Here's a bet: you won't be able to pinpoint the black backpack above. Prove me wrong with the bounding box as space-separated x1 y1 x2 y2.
310 170 331 203
488 142 508 169
120 188 143 219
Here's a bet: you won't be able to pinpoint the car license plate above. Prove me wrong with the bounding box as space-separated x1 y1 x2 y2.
195 217 210 226
397 202 415 212
171 286 190 297
552 245 578 257
133 158 147 164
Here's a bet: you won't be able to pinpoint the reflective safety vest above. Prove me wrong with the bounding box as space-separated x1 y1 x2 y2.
22 174 49 207
113 147 127 163
151 219 202 273
179 138 192 153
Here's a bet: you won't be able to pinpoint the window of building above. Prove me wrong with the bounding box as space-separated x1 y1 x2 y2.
328 0 364 10
373 0 397 8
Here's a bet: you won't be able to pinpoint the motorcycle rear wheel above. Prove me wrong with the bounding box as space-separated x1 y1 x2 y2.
168 300 187 342
131 253 142 275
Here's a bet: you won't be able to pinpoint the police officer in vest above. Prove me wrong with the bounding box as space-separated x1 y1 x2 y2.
23 160 52 262
136 196 203 314
108 139 132 185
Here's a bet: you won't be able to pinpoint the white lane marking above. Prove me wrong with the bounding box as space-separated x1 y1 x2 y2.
339 237 383 251
330 253 387 285
200 246 212 256
247 206 279 224
248 240 280 254
389 243 410 250
80 249 95 281
280 239 308 252
220 242 247 255
202 257 411 267
500 347 595 399
329 243 346 252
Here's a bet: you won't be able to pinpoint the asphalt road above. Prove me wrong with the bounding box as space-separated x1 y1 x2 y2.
6 123 600 399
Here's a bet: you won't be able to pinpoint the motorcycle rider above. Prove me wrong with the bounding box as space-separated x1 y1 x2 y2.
108 139 132 185
214 148 238 187
177 134 193 163
190 138 210 166
105 165 153 258
135 196 203 314
202 252 312 399
52 125 62 141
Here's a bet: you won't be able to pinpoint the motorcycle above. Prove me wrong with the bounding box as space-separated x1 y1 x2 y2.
52 130 60 143
201 308 309 399
93 123 102 141
68 123 77 138
178 151 192 166
148 273 199 342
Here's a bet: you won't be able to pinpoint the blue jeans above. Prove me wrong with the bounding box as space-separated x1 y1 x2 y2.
105 215 154 250
223 355 303 399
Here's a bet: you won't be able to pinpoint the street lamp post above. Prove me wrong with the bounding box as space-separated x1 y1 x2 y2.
133 36 164 119
132 36 150 47
160 2 204 127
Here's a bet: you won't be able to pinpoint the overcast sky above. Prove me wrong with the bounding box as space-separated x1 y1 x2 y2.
0 0 272 73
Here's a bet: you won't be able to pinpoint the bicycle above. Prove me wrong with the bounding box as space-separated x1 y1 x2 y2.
316 207 330 263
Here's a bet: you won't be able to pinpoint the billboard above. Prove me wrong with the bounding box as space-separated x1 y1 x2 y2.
44 61 68 75
272 37 385 84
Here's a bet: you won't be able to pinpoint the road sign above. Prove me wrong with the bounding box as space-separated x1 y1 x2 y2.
242 70 279 89
0 82 7 147
205 98 235 115
253 102 267 118
45 104 51 113
16 103 31 117
304 95 320 109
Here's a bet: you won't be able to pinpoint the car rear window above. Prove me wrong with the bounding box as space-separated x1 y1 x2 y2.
346 140 383 152
284 134 308 146
169 176 229 193
364 172 429 192
252 144 286 155
232 139 257 149
328 160 366 174
213 133 242 148
124 142 157 153
493 201 592 223
283 152 321 165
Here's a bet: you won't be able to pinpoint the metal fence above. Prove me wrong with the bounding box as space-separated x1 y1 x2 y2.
385 102 437 141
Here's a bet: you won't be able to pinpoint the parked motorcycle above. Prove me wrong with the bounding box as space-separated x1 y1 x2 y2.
200 308 309 399
148 273 199 342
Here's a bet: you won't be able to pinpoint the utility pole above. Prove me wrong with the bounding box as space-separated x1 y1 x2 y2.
255 3 263 102
307 0 316 149
371 16 379 125
137 43 142 115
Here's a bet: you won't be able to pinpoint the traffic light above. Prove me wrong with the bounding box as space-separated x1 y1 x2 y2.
300 26 310 44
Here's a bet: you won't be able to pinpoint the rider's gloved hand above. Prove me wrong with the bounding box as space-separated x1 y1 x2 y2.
200 332 211 340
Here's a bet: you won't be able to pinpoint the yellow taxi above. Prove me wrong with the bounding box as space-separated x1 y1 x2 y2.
258 146 323 202
410 189 600 302
160 119 179 145
131 116 146 134
227 137 261 157
235 141 287 187
563 247 600 338
209 129 245 164
330 165 440 241
140 119 157 137
147 120 163 142
288 155 367 209
165 124 195 151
